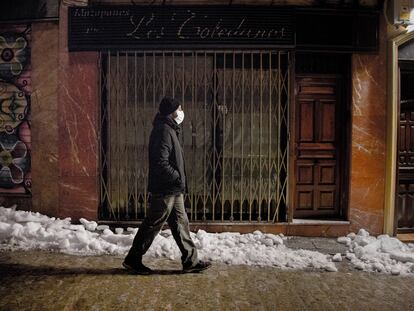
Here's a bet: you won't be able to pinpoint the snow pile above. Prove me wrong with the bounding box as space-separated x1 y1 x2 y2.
0 206 337 272
193 229 337 271
338 229 414 276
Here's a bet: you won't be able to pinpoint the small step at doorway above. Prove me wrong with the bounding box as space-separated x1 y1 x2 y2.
397 233 414 243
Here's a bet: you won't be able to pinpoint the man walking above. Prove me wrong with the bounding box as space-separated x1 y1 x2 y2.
123 96 211 274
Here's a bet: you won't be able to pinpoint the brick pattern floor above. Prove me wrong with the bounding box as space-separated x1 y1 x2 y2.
0 247 413 311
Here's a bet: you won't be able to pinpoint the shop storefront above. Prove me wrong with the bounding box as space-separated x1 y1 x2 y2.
1 0 398 237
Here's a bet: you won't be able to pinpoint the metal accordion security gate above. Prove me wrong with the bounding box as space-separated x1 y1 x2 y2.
99 50 289 223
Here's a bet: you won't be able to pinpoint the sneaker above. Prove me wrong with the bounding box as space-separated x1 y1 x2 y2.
122 258 152 275
182 261 211 273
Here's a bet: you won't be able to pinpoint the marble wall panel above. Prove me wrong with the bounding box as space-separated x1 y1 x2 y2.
31 22 59 217
349 16 387 235
58 4 99 220
59 176 98 221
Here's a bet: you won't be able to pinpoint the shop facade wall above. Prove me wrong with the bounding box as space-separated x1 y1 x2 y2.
28 0 386 234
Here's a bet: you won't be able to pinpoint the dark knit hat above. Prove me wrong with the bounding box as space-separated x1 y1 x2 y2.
159 96 180 116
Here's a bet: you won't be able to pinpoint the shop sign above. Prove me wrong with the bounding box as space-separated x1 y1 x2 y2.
68 6 294 50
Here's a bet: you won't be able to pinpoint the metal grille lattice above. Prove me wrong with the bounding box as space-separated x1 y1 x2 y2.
99 51 289 223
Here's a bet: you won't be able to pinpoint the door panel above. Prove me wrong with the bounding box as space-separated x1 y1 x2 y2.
397 86 414 232
319 101 335 142
294 76 342 218
299 101 314 142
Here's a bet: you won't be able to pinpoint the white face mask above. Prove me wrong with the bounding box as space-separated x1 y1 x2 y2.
174 110 185 124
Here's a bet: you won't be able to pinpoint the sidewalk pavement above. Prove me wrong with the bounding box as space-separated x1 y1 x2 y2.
0 237 413 311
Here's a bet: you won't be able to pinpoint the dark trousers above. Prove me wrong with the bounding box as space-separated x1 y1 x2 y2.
126 193 198 268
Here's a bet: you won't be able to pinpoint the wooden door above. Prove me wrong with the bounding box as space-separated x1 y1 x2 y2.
396 66 414 232
397 104 414 231
293 76 344 218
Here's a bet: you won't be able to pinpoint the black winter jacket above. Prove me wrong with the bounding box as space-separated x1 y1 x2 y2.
147 113 187 195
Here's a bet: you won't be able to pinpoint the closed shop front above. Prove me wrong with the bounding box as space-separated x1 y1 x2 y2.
1 0 390 236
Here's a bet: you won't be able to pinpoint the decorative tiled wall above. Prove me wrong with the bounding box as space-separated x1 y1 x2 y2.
0 25 32 195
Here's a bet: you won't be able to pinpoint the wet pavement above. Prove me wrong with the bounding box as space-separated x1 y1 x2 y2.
0 237 413 311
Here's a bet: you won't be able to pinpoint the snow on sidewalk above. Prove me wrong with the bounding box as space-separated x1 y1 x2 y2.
337 229 414 276
2 206 414 275
0 206 337 272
